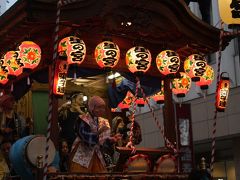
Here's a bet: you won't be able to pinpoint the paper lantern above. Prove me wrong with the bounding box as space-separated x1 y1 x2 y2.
95 41 120 70
184 54 207 82
126 46 152 74
18 41 41 71
156 50 180 76
136 98 145 107
118 91 135 110
172 72 191 97
152 81 164 104
219 0 240 25
196 65 214 90
58 36 86 65
53 60 69 96
216 73 230 112
4 51 23 79
111 108 118 112
0 58 9 86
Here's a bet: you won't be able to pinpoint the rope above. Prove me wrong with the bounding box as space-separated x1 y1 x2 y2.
139 85 178 154
44 1 88 178
210 20 224 176
43 0 62 179
126 77 140 153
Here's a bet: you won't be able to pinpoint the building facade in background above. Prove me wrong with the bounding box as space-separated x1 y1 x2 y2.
0 0 17 16
137 1 240 180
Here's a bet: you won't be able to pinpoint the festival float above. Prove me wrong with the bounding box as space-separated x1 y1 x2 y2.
0 0 236 179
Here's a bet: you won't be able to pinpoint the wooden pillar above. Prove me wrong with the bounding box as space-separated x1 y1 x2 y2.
163 78 177 144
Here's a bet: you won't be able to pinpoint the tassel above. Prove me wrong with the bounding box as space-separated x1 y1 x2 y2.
27 77 31 86
106 76 109 84
203 89 207 99
11 83 14 92
179 97 183 108
74 72 77 80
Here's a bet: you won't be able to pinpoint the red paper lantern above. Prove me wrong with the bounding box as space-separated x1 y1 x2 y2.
4 51 24 79
58 36 86 65
196 65 214 90
118 91 135 110
126 46 152 74
95 41 120 70
53 60 69 96
18 41 41 71
152 81 164 104
111 108 118 112
184 54 207 82
216 73 230 112
136 98 145 107
172 72 191 97
156 50 180 76
0 58 9 86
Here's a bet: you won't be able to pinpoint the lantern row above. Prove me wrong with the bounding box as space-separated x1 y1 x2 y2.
0 37 214 105
0 41 41 86
54 36 215 99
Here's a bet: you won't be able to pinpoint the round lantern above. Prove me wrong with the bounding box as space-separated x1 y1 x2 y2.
196 65 214 90
95 41 120 70
118 91 135 110
126 46 152 74
156 50 180 77
4 51 24 79
152 81 164 104
172 72 191 97
0 58 9 86
58 36 86 65
184 54 207 82
18 41 41 72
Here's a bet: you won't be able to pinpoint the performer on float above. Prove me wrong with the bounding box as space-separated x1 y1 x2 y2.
69 96 122 173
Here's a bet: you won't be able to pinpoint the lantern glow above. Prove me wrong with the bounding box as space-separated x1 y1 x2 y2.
152 81 164 104
196 65 214 90
218 0 240 25
156 50 180 76
95 41 120 70
216 75 230 112
184 54 207 82
4 51 23 79
126 46 152 74
0 58 9 86
18 41 41 71
53 60 69 96
136 97 145 107
172 72 191 97
58 36 86 65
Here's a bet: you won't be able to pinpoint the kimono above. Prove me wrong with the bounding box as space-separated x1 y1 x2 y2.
69 113 109 173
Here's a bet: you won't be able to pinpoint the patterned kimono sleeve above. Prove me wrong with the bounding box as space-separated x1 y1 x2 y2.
77 120 98 146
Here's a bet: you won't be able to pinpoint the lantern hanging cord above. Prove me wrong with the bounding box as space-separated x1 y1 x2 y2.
210 20 224 177
139 84 178 155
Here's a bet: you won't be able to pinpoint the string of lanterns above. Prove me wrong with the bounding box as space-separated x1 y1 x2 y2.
0 41 41 89
0 36 225 111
